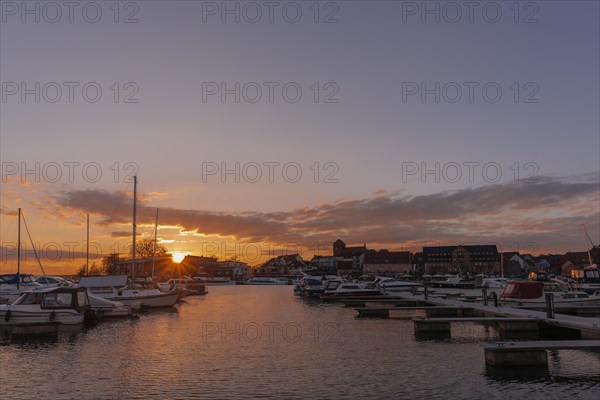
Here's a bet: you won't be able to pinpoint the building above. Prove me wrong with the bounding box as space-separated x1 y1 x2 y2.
255 254 307 275
332 239 366 274
199 260 250 281
310 255 338 273
423 245 499 275
335 260 354 276
363 249 412 274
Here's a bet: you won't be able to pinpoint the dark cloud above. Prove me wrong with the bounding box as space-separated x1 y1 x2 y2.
110 231 131 238
55 176 599 253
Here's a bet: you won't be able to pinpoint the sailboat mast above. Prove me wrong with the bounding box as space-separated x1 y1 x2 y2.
17 208 21 290
132 176 137 280
583 224 593 266
86 213 90 276
152 208 159 279
500 240 504 278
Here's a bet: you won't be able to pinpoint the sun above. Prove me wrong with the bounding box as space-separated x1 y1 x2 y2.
171 252 188 263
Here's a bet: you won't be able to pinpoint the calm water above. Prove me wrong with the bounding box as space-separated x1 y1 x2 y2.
1 286 599 399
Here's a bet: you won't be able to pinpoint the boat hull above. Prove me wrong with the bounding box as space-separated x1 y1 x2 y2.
501 298 600 308
246 280 289 285
321 290 384 299
380 285 422 293
0 308 85 325
104 292 179 308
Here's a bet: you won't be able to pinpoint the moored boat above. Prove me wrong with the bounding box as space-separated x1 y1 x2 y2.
500 280 600 308
79 275 179 309
193 276 235 286
247 277 289 285
87 293 133 318
571 265 600 294
301 275 341 296
374 276 422 292
159 277 208 295
0 287 93 326
321 281 384 299
0 274 44 304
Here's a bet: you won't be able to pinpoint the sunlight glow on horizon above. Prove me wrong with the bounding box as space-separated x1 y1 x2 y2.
171 252 188 263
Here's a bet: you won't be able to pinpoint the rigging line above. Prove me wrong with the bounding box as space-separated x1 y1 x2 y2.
0 216 15 243
584 229 596 247
20 210 46 276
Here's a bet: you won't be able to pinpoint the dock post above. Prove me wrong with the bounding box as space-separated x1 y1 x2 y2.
498 320 539 340
413 319 451 340
491 292 498 307
484 347 548 367
482 288 488 306
545 293 555 319
424 286 428 300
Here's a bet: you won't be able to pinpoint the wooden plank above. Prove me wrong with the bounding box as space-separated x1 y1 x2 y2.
414 317 535 323
391 292 600 335
483 340 600 352
355 306 464 312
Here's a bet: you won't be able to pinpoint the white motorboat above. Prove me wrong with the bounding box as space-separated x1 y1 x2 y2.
300 275 341 296
374 276 422 292
321 281 384 299
481 277 509 289
0 287 92 326
87 293 133 318
193 276 236 286
571 265 600 294
79 275 180 309
35 275 75 288
246 277 289 285
0 274 44 304
500 281 600 308
159 277 208 295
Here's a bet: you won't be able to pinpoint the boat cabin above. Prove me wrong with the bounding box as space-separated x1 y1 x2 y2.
501 281 545 299
570 266 600 283
14 287 90 312
0 273 38 285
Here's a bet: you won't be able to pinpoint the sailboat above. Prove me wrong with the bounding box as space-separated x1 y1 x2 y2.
77 176 179 308
0 209 44 304
570 224 600 294
0 209 94 325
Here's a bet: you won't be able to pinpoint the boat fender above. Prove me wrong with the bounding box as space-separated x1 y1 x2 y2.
4 310 11 321
50 311 56 321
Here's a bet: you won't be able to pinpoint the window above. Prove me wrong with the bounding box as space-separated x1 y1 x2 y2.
15 292 43 305
77 291 89 307
42 293 73 308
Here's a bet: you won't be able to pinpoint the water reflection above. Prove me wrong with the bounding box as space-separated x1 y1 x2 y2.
1 286 599 400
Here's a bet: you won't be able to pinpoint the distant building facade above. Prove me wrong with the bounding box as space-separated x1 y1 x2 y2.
255 254 307 275
332 239 366 274
423 245 499 275
363 249 412 274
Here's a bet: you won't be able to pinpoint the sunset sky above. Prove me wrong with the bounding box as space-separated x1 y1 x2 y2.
1 1 599 274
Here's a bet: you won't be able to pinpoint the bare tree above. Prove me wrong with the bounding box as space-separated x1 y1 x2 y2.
130 238 168 258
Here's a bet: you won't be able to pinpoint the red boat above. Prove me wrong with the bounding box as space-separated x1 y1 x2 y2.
500 280 600 308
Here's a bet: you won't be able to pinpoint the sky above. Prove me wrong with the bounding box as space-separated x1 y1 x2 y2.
0 0 599 274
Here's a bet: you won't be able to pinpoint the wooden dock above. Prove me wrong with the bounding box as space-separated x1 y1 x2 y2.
355 306 467 319
393 293 600 340
483 340 600 367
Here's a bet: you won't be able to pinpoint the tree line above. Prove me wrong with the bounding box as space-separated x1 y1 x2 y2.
76 239 168 276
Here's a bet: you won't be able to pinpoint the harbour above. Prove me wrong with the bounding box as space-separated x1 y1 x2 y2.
1 285 600 399
2 1 600 398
